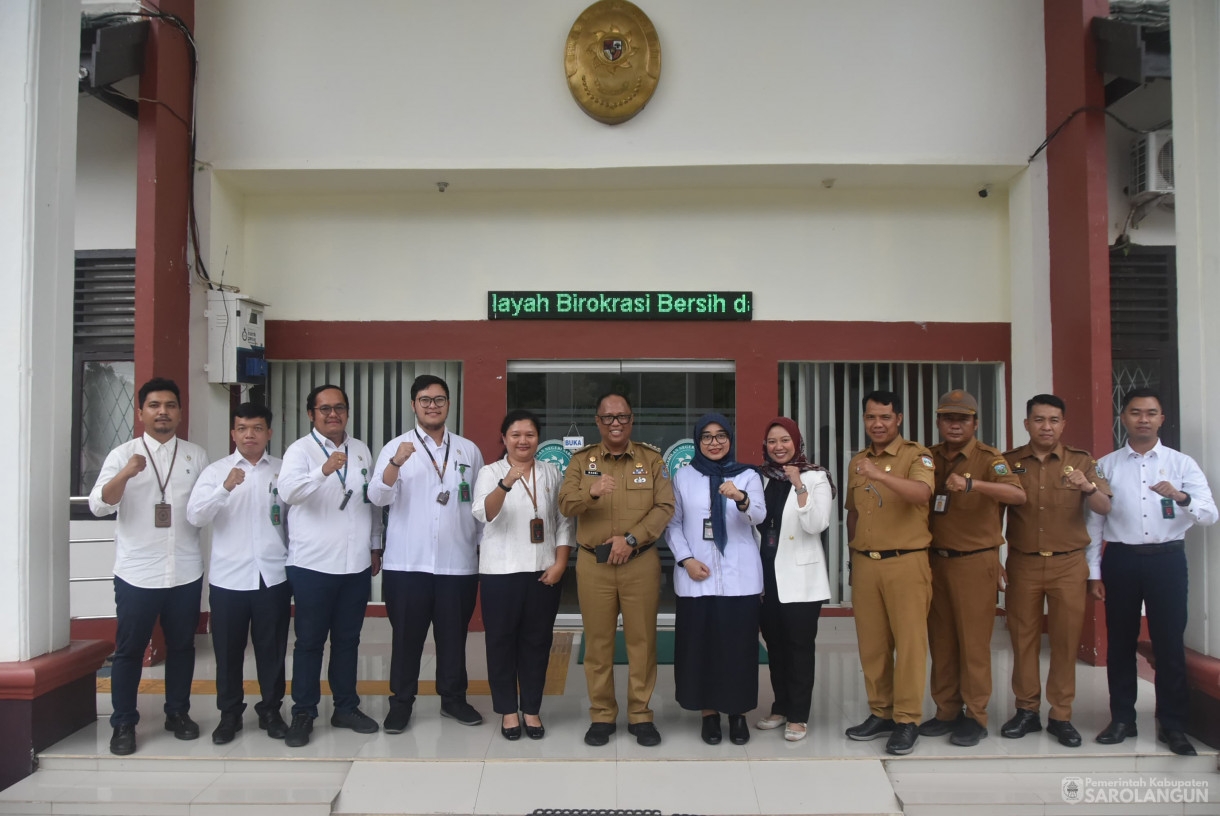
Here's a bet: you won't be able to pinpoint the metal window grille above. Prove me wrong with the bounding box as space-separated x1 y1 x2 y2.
779 361 1006 603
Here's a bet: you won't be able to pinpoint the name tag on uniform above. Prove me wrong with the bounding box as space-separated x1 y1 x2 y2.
933 494 949 514
154 502 172 528
530 517 545 544
703 518 714 540
1161 497 1175 519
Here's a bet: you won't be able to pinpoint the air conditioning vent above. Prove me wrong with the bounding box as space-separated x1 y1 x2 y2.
1130 129 1174 195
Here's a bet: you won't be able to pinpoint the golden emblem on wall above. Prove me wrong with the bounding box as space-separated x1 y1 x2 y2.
564 0 661 125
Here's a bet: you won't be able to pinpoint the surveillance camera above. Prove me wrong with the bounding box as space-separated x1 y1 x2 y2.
978 185 992 199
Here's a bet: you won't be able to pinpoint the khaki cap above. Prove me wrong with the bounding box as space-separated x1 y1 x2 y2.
937 389 978 415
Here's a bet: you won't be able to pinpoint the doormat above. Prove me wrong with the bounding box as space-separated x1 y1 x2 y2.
577 630 768 665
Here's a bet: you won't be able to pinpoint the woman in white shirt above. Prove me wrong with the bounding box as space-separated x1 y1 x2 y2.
472 409 574 741
754 417 834 741
667 413 766 746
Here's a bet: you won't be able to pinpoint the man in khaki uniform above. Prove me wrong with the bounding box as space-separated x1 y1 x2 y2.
844 390 936 756
922 390 1025 747
559 392 675 747
1000 394 1111 747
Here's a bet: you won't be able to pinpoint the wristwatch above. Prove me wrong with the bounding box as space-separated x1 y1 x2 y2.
794 485 808 496
1176 492 1192 507
624 533 639 549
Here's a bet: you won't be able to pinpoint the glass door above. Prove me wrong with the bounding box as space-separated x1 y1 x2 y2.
507 360 736 626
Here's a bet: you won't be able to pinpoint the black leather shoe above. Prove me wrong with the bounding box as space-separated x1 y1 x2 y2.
109 724 136 756
257 708 288 739
885 722 919 755
501 715 522 741
627 721 662 746
950 716 987 746
701 714 722 745
524 718 545 740
1047 718 1082 747
440 700 484 726
918 714 959 737
331 707 379 733
584 722 616 746
164 712 200 740
284 713 313 747
728 714 749 745
1000 709 1042 739
1158 726 1197 756
211 713 242 745
383 704 412 734
1095 720 1137 744
845 714 895 741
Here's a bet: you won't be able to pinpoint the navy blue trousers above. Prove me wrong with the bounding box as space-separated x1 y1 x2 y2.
1102 543 1189 731
110 576 202 727
209 578 292 717
286 566 370 719
382 570 479 710
480 571 561 715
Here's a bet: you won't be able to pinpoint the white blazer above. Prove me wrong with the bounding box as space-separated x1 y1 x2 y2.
763 470 833 603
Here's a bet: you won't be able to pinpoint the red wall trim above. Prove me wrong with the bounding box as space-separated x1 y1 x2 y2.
0 641 113 701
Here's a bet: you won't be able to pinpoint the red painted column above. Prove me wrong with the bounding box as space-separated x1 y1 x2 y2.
134 0 194 433
1044 0 1112 665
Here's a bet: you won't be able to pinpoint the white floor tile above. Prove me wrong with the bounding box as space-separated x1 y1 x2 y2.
474 761 617 814
752 758 902 815
334 760 483 815
618 760 760 814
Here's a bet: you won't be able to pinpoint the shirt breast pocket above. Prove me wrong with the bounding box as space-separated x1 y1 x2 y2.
626 478 651 509
1052 481 1081 508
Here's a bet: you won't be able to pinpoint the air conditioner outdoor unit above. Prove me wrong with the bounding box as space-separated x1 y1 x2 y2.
1130 128 1174 195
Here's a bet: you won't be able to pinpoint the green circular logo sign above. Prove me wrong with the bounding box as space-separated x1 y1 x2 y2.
536 439 571 470
664 438 695 478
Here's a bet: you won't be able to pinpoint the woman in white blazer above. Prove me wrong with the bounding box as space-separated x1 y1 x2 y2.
755 417 834 741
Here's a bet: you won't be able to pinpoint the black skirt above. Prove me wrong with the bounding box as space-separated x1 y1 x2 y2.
674 594 760 714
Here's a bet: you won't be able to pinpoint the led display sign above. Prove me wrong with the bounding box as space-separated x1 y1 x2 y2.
487 291 752 321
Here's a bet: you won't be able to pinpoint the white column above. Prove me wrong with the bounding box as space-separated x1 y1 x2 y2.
1007 159 1054 439
0 0 79 663
1172 0 1220 657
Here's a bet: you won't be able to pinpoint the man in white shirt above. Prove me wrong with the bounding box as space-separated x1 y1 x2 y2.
186 403 291 745
277 384 384 747
368 375 485 733
89 378 209 756
1087 388 1218 756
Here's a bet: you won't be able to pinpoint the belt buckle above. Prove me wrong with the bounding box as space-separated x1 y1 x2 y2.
1038 550 1053 557
868 551 881 560
935 549 949 558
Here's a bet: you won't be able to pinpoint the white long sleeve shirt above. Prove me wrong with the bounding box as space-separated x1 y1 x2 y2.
186 451 289 590
278 431 382 574
667 465 766 598
472 458 574 574
367 427 484 575
1086 440 1218 579
88 434 209 589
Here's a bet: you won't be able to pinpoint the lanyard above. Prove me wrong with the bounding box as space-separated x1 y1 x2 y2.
414 429 450 484
310 430 348 489
517 464 539 518
141 438 178 503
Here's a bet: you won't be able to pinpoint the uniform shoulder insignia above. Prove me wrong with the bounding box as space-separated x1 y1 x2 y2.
992 458 1011 476
919 454 934 469
636 442 662 454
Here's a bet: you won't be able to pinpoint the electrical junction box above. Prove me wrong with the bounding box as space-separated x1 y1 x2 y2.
206 290 268 385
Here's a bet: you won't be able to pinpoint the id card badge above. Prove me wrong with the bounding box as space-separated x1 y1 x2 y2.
703 518 715 540
530 517 545 544
362 469 371 503
154 502 172 528
1161 496 1176 519
933 494 949 514
458 464 472 503
437 490 450 505
270 487 282 526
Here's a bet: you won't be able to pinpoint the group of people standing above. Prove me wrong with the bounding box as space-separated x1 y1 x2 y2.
91 376 1215 761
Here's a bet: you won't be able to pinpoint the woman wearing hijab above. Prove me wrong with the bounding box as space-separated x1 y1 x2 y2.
667 413 766 746
754 417 834 741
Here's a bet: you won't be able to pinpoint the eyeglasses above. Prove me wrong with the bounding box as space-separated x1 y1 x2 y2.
315 404 348 416
597 414 633 425
699 432 729 444
416 396 449 408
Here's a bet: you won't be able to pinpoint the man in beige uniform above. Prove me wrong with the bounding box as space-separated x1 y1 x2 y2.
559 392 675 747
844 390 936 756
921 390 1025 747
1000 394 1111 747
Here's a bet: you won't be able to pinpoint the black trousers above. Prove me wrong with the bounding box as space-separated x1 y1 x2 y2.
209 578 292 717
382 570 479 709
110 576 202 727
286 566 370 718
1102 542 1189 731
674 595 760 715
759 594 824 724
480 571 561 715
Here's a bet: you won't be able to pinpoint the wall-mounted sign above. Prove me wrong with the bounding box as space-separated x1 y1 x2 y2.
488 291 752 321
564 0 661 125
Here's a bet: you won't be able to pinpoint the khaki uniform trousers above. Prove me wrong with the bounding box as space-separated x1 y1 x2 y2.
1005 550 1088 721
928 550 1000 727
576 545 661 724
851 550 932 724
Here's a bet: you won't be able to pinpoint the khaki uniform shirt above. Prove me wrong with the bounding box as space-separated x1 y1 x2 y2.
1003 443 1112 554
929 437 1023 551
558 440 675 548
845 436 935 552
